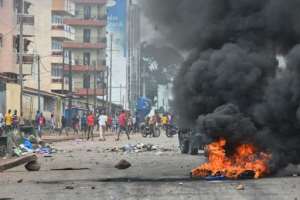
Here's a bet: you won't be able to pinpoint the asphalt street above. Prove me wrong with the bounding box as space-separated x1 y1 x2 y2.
0 132 299 200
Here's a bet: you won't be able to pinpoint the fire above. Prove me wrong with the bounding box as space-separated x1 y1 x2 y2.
192 138 271 179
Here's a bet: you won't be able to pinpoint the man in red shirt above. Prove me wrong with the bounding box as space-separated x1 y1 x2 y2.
87 112 95 141
116 110 130 141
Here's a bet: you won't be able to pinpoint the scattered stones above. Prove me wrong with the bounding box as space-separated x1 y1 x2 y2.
115 159 132 170
236 184 245 190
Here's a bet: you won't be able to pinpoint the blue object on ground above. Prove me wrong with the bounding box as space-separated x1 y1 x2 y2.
205 175 226 181
23 139 33 150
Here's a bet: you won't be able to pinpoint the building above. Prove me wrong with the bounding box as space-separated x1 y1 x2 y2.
0 0 35 81
63 0 107 110
127 0 141 111
51 0 75 94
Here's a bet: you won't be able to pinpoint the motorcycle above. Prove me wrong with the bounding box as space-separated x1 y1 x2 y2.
142 124 161 138
165 125 178 137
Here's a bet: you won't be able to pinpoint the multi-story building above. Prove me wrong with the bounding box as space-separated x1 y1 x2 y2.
63 0 107 110
127 1 141 111
0 0 35 80
51 0 75 94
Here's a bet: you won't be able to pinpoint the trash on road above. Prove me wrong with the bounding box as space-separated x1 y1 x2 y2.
115 159 132 170
235 184 245 190
106 143 172 153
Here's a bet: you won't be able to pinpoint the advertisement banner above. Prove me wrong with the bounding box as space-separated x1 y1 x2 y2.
107 0 127 56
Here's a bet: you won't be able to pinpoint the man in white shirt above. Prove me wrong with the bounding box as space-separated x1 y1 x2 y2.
98 111 108 141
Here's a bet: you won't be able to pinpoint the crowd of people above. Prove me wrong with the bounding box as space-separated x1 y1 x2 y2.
0 108 174 142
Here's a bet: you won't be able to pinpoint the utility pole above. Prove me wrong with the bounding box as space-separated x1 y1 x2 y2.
68 50 72 126
18 0 24 114
86 72 89 111
109 33 113 115
37 55 41 112
62 48 65 114
93 57 97 113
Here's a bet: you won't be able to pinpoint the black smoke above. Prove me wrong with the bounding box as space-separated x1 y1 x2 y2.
141 0 300 172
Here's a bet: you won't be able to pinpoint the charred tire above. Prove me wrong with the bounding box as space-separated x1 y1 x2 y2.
166 129 172 138
189 147 198 155
153 128 161 137
180 140 189 154
142 131 148 137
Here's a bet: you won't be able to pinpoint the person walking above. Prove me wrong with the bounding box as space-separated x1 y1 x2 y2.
98 111 107 141
87 112 95 141
72 114 80 135
116 110 130 141
81 113 87 138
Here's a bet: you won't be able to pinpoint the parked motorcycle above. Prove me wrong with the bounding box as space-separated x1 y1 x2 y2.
165 125 178 137
142 124 161 138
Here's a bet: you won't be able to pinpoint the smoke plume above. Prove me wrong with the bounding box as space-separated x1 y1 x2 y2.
141 0 300 172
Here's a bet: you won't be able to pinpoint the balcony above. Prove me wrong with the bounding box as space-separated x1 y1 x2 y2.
52 25 75 41
73 0 107 4
64 18 106 27
15 54 34 75
52 0 75 16
63 41 106 49
64 64 105 72
74 88 105 96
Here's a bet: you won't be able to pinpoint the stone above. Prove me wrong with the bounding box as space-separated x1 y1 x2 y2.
25 161 41 171
115 159 131 170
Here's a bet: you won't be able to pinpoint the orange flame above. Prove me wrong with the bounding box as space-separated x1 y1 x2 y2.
192 138 271 179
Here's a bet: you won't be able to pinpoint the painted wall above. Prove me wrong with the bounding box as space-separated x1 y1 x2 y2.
6 83 21 113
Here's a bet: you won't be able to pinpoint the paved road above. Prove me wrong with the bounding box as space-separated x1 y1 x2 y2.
0 132 299 200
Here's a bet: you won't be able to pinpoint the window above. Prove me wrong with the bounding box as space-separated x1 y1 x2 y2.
51 64 63 77
52 39 62 51
83 29 91 43
44 97 55 112
52 15 63 25
83 52 90 66
0 0 3 8
83 74 90 89
84 6 91 19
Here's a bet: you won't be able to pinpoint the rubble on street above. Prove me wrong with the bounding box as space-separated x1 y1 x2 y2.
105 143 173 153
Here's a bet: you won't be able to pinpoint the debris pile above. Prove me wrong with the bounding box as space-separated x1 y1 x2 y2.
8 130 56 157
106 143 172 153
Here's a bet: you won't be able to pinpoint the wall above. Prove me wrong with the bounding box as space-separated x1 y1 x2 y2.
6 83 21 113
0 0 17 74
24 0 53 92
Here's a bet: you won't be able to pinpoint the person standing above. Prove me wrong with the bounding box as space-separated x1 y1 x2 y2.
50 113 56 134
0 112 4 136
38 113 45 138
12 110 19 129
116 110 130 141
98 111 107 141
60 115 67 136
87 112 95 141
4 109 13 132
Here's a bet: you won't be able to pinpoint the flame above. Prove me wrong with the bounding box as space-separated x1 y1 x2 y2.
192 138 271 179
